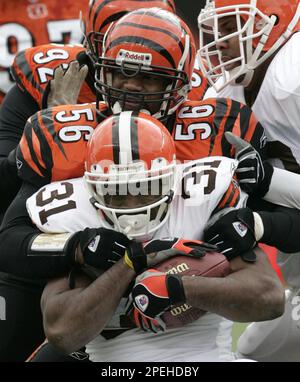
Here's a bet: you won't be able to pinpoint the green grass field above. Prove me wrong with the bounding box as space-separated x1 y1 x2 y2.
231 322 249 352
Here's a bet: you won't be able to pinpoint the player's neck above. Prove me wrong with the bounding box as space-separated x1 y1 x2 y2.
244 49 279 107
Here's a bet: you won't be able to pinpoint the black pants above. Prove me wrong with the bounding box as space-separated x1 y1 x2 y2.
0 273 45 361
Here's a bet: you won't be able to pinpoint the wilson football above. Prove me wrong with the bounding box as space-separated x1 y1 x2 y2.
155 252 230 328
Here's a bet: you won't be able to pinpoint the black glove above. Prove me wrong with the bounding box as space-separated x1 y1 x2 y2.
67 227 131 270
124 238 217 274
225 132 273 196
204 207 257 262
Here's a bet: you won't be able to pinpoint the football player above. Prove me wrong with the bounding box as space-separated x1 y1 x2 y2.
0 7 284 361
0 0 178 362
198 0 300 171
25 111 284 361
13 8 266 190
0 0 88 104
0 6 290 361
0 8 270 276
0 0 177 221
0 6 265 362
198 0 300 361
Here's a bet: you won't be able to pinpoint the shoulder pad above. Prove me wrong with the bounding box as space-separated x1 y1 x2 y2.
172 98 263 161
16 103 98 186
26 177 101 232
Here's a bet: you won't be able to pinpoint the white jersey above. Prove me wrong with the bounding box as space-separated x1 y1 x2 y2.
204 32 300 172
205 33 300 287
27 156 247 362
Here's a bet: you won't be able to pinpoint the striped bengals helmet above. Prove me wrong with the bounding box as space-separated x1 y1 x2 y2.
82 0 176 62
95 7 196 121
84 111 177 241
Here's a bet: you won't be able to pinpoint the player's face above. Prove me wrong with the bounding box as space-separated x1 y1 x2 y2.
103 179 163 209
104 194 162 209
215 16 241 71
111 69 170 114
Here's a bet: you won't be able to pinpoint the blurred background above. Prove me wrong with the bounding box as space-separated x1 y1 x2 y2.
175 0 206 48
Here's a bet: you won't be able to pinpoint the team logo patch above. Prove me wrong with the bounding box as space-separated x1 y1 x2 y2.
135 295 149 312
233 221 247 237
16 158 23 170
88 235 101 253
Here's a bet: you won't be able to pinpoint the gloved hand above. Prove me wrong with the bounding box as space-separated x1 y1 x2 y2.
204 207 261 261
225 132 273 196
124 238 217 274
128 269 186 329
47 61 88 107
68 227 131 270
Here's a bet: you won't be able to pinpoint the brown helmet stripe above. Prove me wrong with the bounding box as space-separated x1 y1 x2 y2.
130 111 140 161
112 115 121 164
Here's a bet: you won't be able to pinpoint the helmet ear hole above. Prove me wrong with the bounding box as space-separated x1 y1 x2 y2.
272 15 280 26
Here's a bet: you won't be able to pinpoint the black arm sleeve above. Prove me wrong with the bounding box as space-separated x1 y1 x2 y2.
0 183 73 279
0 84 39 155
0 152 21 217
258 205 300 253
247 196 300 252
0 85 39 219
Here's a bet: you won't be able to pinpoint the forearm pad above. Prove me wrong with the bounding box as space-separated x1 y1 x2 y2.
0 228 75 279
259 207 300 253
28 232 78 263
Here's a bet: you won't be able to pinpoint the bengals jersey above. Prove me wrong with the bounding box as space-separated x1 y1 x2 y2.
16 98 266 187
17 102 101 187
10 44 206 110
0 0 88 104
188 58 210 101
11 44 95 108
171 98 267 162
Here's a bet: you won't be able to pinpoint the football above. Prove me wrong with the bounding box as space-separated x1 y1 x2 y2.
155 252 230 328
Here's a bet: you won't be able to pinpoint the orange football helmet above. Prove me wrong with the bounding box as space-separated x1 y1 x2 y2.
198 0 300 91
95 7 196 121
84 111 177 240
82 0 176 62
